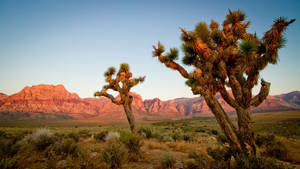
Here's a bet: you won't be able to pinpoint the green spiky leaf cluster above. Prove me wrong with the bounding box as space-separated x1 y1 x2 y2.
195 22 210 43
239 39 258 56
119 63 130 72
104 67 116 77
225 9 246 24
182 43 195 65
278 36 287 48
152 43 165 57
164 48 179 61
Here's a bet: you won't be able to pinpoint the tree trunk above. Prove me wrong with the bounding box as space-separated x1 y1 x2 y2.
123 103 136 133
236 107 256 154
203 93 243 153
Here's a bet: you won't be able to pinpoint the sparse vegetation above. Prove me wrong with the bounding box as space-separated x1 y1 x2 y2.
160 154 176 169
0 111 299 168
94 130 108 142
120 131 143 161
24 128 56 151
101 139 128 169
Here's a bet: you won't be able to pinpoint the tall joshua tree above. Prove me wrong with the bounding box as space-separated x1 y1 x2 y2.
153 9 294 154
94 63 145 133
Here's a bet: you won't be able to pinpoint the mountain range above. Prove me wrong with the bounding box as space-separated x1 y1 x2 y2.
0 84 299 121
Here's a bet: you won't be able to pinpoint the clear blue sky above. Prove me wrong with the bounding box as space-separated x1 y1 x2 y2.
0 0 299 100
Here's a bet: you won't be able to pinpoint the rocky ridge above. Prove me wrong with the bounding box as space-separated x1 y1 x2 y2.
0 84 299 120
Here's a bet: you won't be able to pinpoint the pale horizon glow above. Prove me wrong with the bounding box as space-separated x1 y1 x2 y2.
0 0 299 100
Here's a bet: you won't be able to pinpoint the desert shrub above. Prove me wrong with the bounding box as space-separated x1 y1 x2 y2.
216 134 228 144
78 148 109 169
211 130 218 135
120 132 143 161
235 154 284 169
160 154 176 169
105 131 120 142
0 130 7 138
101 139 128 169
138 126 154 139
94 131 108 142
24 128 56 151
188 150 209 168
207 147 231 162
172 128 184 141
0 138 20 159
78 129 91 138
161 135 173 142
67 132 80 142
185 161 200 169
265 140 288 160
183 133 196 142
50 138 80 157
195 128 206 133
0 156 18 169
255 134 275 147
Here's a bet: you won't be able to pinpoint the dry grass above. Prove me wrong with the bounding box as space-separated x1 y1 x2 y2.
0 111 300 168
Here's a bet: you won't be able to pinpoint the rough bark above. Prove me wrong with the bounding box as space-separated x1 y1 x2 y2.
236 107 256 154
203 92 243 152
123 103 136 133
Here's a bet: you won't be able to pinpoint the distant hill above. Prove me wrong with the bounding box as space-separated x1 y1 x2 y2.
0 84 299 120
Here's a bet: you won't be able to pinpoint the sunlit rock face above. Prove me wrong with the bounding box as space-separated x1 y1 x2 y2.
0 84 299 120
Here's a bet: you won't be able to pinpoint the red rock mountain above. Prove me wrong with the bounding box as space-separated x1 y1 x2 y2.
0 85 100 118
0 84 299 120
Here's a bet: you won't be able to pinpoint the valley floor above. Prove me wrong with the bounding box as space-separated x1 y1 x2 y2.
0 111 300 169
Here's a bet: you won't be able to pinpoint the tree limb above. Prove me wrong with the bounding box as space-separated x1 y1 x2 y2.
228 74 244 105
158 54 190 79
219 86 240 109
94 91 123 105
250 79 270 107
128 76 145 89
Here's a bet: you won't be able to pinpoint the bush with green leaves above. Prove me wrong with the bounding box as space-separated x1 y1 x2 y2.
67 132 80 142
0 156 18 169
185 161 200 169
0 138 20 159
78 129 91 138
265 141 288 161
255 134 275 147
0 130 7 138
138 126 154 139
235 154 285 169
160 154 176 169
101 139 128 169
172 128 184 141
120 131 143 161
50 138 80 157
207 147 232 162
188 150 209 168
94 131 108 142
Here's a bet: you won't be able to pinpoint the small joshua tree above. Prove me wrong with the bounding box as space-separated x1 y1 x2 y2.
152 9 294 154
94 63 145 133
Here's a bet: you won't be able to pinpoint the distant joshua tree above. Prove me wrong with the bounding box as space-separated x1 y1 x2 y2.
94 63 145 133
152 9 295 154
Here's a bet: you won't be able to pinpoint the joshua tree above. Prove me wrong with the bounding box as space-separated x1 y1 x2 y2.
152 9 294 154
94 63 145 133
